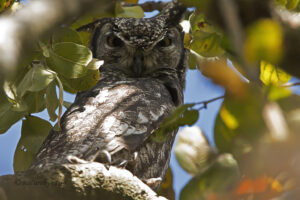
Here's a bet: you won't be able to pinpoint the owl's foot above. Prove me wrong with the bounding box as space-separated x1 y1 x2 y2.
142 177 162 190
67 155 88 164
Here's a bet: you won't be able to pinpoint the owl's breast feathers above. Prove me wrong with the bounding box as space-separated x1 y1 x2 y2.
31 77 180 180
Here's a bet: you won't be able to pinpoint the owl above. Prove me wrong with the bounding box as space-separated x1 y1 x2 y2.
30 2 187 189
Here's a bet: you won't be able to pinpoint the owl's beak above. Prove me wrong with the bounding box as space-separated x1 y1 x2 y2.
131 53 145 77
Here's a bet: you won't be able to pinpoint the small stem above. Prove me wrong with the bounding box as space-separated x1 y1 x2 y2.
194 95 225 106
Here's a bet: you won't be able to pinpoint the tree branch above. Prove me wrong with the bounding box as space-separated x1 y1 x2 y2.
0 161 167 200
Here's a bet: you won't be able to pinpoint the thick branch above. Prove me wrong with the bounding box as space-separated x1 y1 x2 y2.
0 162 167 200
0 0 114 76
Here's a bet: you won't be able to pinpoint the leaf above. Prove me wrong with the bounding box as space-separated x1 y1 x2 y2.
235 176 283 195
151 104 196 142
181 110 199 126
46 42 93 79
200 60 247 98
46 81 58 122
52 27 83 44
180 154 240 200
245 19 283 64
62 69 100 92
260 61 292 86
286 0 300 9
22 90 46 114
115 5 144 18
14 116 52 172
214 90 266 154
189 12 224 57
17 64 55 97
190 31 224 57
63 101 72 109
267 85 292 101
0 109 25 134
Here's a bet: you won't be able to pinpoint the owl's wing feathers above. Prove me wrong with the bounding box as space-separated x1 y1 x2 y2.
31 77 175 168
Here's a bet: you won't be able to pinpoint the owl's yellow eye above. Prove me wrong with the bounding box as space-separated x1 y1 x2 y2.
157 37 172 47
107 35 123 47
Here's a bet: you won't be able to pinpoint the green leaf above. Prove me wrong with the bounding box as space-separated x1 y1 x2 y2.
116 5 144 18
180 154 240 200
38 42 50 57
286 0 300 9
151 104 197 142
190 31 224 57
181 110 199 126
53 27 83 44
260 61 292 86
22 90 46 114
0 109 25 134
46 81 58 121
62 69 100 92
14 116 52 172
46 42 93 78
214 91 266 154
63 101 72 109
17 64 55 97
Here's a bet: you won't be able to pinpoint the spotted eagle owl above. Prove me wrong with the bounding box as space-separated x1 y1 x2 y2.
30 2 187 189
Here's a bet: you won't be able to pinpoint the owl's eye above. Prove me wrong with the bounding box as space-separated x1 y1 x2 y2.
106 35 123 47
157 37 172 47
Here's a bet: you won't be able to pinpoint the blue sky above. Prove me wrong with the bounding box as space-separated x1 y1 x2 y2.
0 1 225 199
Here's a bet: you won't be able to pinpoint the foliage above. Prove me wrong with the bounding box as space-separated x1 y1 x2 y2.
1 0 300 199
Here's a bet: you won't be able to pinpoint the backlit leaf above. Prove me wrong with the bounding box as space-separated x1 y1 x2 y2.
17 64 55 97
46 81 58 122
0 109 25 134
116 5 144 18
260 61 292 86
46 42 93 78
53 27 83 45
214 90 266 153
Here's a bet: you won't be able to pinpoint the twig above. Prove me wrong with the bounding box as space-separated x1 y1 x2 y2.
282 82 300 87
193 95 225 110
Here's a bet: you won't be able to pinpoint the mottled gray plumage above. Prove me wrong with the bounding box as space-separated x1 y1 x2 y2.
31 1 187 189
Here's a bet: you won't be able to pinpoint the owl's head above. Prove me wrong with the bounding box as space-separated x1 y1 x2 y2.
78 2 187 105
79 2 186 75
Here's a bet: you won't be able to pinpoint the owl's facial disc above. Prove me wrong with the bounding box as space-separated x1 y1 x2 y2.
131 50 145 77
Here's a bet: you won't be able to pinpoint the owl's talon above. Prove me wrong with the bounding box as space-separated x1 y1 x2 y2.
101 150 112 164
133 151 138 161
118 160 128 168
142 177 162 190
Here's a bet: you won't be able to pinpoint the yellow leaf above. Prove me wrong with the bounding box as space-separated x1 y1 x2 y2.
245 19 283 64
220 106 239 130
260 61 292 86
